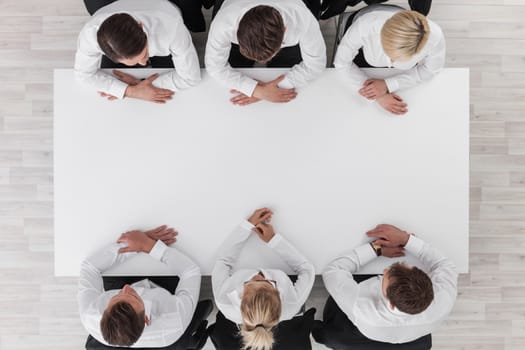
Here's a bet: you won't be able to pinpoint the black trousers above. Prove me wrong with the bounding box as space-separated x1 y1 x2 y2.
85 275 213 350
228 43 303 69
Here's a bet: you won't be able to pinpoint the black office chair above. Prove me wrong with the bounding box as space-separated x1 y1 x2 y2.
85 276 213 350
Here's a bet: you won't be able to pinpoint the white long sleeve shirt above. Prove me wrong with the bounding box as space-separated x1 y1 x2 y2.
334 5 445 92
74 0 200 99
78 241 201 348
205 0 326 97
323 235 458 344
212 220 315 324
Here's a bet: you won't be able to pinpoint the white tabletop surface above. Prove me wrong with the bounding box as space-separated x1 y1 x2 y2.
54 68 469 276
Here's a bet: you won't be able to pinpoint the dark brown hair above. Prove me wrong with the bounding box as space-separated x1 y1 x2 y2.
386 262 434 315
100 301 145 346
237 6 284 63
97 13 147 61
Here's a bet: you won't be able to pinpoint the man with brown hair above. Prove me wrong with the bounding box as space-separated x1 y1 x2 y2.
319 224 457 345
78 225 201 347
205 0 326 106
75 0 200 104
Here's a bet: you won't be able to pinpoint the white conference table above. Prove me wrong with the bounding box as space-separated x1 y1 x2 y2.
54 68 469 276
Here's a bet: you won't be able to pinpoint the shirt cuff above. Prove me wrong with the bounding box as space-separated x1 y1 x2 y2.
109 79 129 99
404 235 425 256
278 76 294 89
240 79 258 97
267 233 283 248
384 77 399 93
149 240 168 261
355 243 378 266
240 220 255 231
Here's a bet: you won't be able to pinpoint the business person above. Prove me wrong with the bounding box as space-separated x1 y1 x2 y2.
212 208 315 350
78 225 201 347
334 4 445 115
205 0 326 106
317 224 457 346
75 0 200 104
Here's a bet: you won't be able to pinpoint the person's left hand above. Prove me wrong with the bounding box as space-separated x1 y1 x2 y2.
113 70 142 86
144 225 178 246
230 89 261 106
117 230 156 254
381 245 405 258
254 222 276 243
359 79 388 100
98 91 118 101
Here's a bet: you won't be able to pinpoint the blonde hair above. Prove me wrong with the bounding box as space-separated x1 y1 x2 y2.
240 287 281 350
381 10 430 62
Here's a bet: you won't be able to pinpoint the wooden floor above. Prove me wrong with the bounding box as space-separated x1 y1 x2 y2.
0 0 523 349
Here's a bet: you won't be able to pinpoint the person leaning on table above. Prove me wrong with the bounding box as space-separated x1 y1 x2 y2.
212 207 315 350
75 0 201 104
205 0 326 106
319 224 457 344
78 226 201 347
334 4 445 115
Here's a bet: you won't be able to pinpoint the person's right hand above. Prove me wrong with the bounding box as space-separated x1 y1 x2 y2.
117 230 156 254
144 225 178 246
113 70 142 86
254 222 276 243
124 73 174 104
376 93 408 115
252 75 297 103
381 246 405 258
366 224 410 247
248 207 273 226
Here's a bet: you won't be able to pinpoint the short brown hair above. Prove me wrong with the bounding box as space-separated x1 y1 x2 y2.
386 262 434 315
97 13 147 61
237 6 284 63
100 301 145 346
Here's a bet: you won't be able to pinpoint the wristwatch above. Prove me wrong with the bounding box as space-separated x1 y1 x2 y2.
370 241 382 257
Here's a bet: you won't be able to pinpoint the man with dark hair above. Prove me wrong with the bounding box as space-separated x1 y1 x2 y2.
321 224 457 344
78 225 201 347
75 0 200 104
205 0 326 106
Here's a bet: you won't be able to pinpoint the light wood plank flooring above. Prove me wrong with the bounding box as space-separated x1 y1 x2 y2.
0 0 524 349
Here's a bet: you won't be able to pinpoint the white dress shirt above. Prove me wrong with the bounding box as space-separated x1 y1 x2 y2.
323 235 458 344
334 5 445 92
205 0 326 97
74 0 200 99
78 240 201 348
212 220 315 324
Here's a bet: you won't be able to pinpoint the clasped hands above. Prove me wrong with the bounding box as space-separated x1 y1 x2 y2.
98 70 174 104
247 207 276 243
366 224 411 258
358 79 408 115
230 75 297 106
117 225 178 254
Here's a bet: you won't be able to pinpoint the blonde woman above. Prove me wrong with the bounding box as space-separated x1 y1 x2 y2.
334 4 445 115
212 208 315 350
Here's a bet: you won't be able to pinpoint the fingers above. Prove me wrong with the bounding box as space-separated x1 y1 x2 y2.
112 70 129 79
146 73 160 82
272 75 286 85
118 246 133 254
230 89 241 94
147 225 167 235
98 91 118 100
275 89 297 103
230 94 260 106
363 79 373 86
